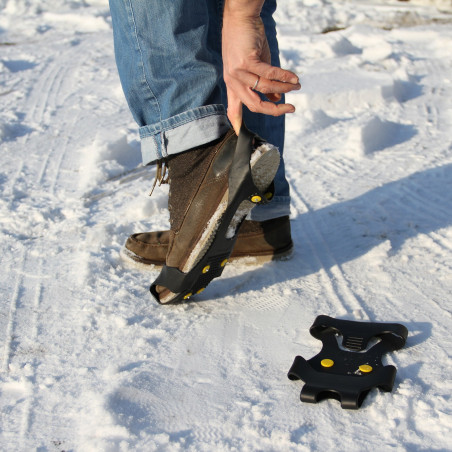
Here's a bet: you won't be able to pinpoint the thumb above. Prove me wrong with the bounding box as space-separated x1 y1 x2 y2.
227 89 243 135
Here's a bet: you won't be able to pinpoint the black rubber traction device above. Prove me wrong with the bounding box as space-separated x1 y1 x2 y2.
150 123 275 304
288 315 408 409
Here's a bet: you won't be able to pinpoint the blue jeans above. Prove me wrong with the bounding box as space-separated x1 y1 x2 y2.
109 0 290 220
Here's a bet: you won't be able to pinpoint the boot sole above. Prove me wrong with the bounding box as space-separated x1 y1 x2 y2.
120 240 294 270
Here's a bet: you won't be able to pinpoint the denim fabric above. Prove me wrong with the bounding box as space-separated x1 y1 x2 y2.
109 0 290 220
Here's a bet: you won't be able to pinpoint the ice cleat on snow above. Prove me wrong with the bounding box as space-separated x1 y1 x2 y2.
150 123 279 304
288 315 408 409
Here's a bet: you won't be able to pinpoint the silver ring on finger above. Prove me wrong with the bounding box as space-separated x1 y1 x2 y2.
251 75 260 91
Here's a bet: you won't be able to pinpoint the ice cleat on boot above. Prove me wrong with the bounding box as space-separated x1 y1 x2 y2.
150 123 280 304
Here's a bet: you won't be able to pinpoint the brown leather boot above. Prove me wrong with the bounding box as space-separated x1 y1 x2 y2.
151 125 281 303
121 216 293 267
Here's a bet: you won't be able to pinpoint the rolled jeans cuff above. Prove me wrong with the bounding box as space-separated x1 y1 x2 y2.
139 105 230 165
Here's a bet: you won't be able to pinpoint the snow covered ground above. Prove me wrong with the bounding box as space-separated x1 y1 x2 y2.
1 0 452 450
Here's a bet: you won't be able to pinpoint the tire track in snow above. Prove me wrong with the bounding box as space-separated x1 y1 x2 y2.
398 182 451 224
0 251 45 446
0 39 74 194
381 163 452 258
26 51 61 129
41 61 81 194
14 37 93 193
18 257 43 448
429 230 452 253
33 47 78 190
1 249 26 373
317 153 356 179
45 102 84 195
36 35 129 195
289 177 371 320
414 230 452 261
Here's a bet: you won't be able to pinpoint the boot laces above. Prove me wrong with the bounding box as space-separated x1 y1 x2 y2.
149 160 169 196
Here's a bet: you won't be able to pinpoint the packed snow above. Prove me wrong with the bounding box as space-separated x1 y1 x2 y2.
1 0 452 450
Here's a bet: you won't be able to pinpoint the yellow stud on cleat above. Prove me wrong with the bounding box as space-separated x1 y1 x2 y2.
202 265 210 274
359 364 373 373
196 288 205 294
321 359 335 368
265 192 273 200
251 195 262 203
220 259 228 267
183 292 193 300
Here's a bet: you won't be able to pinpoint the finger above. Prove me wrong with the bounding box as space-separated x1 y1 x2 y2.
250 100 296 116
233 68 301 94
257 78 301 94
227 88 243 135
251 61 300 85
237 58 299 84
250 102 295 116
234 80 296 116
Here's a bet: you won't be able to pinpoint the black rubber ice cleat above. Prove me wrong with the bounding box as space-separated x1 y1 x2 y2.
288 315 408 409
150 123 276 304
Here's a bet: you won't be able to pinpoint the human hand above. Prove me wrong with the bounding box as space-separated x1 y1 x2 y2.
222 3 301 134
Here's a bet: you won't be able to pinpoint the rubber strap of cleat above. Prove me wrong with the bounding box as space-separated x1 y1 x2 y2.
150 123 275 303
